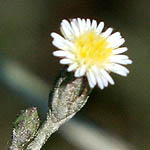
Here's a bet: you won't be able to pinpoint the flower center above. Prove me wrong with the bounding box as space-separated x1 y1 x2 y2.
74 31 113 68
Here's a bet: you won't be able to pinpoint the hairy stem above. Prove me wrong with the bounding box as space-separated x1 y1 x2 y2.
26 111 76 150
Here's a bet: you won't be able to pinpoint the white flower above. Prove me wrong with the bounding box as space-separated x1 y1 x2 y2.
51 18 132 89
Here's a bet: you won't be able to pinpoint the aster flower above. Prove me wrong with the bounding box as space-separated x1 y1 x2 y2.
51 18 132 89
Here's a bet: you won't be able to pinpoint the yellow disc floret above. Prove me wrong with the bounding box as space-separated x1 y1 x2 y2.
74 31 113 68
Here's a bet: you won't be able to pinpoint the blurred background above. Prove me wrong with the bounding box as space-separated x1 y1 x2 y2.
0 0 150 150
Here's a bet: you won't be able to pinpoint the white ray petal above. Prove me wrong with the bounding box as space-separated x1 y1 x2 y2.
113 64 130 74
53 50 67 57
92 66 104 89
92 66 108 88
61 20 74 39
79 65 87 76
110 55 129 61
97 75 104 89
74 67 82 77
62 19 72 29
86 19 91 30
107 32 121 42
106 64 128 76
65 52 75 59
60 25 72 39
62 19 73 32
51 32 65 41
87 71 96 88
52 40 68 50
110 38 125 48
124 59 132 64
71 20 80 37
87 69 96 88
88 69 96 86
64 40 74 50
96 22 104 33
112 59 132 65
115 38 125 47
102 28 113 38
73 18 80 30
52 37 74 51
113 70 128 76
60 59 73 64
91 20 97 29
67 63 78 72
112 47 128 54
87 75 94 88
77 18 83 33
101 75 108 87
100 69 114 85
80 19 86 34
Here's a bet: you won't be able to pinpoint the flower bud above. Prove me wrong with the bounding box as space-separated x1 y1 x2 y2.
49 69 91 121
10 107 40 150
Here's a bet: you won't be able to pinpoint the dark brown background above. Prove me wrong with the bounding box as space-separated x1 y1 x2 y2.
0 0 150 149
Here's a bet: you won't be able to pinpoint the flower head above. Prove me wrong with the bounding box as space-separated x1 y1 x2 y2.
51 18 132 89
